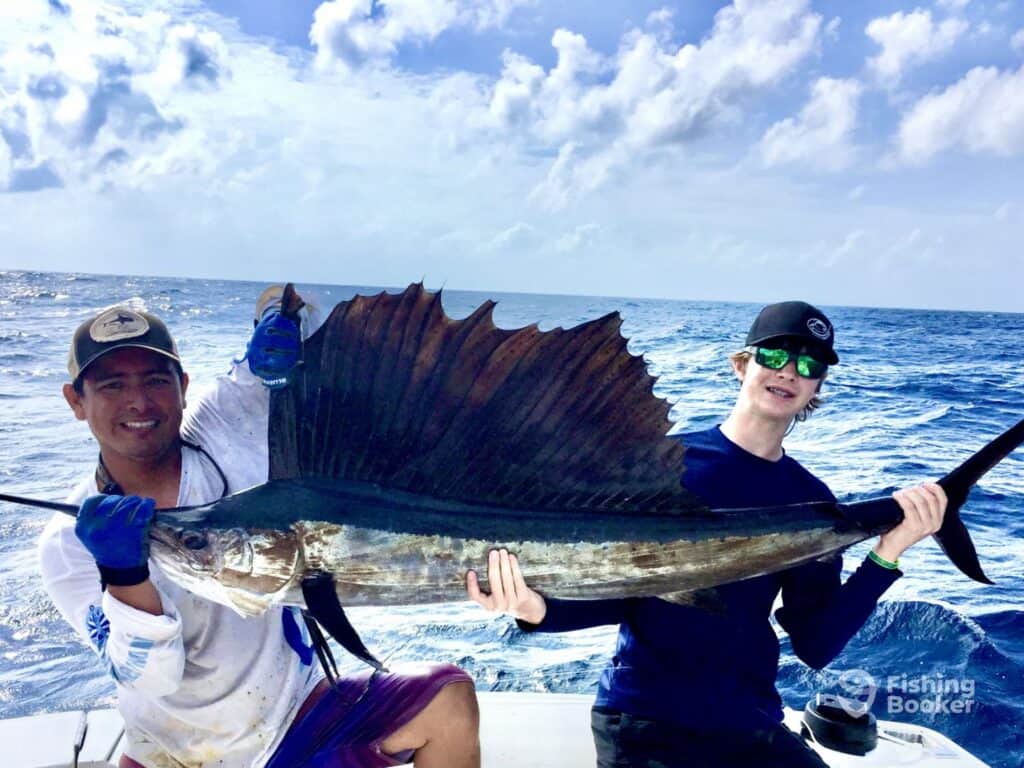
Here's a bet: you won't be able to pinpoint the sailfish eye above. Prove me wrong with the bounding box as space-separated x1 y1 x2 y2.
180 531 209 550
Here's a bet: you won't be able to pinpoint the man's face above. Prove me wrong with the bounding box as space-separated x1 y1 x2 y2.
63 348 189 466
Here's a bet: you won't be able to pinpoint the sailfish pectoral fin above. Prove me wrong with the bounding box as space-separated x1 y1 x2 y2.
301 572 387 672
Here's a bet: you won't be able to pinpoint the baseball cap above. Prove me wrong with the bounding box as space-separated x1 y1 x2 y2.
745 301 839 365
68 306 181 383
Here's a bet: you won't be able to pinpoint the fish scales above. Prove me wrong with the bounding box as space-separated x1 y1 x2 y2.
148 476 870 614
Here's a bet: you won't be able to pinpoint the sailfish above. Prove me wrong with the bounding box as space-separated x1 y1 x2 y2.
5 283 1021 670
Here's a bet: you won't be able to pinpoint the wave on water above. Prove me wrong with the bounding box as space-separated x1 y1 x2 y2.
0 366 68 379
5 288 65 301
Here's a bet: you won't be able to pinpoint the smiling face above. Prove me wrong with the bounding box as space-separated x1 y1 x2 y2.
732 344 824 426
63 347 189 469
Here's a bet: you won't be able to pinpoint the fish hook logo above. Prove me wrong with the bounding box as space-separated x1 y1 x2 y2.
836 668 877 717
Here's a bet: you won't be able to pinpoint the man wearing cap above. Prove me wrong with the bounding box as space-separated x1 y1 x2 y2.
39 298 480 768
469 300 947 767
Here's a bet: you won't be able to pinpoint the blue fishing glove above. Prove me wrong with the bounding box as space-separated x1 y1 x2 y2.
245 310 301 389
75 495 156 587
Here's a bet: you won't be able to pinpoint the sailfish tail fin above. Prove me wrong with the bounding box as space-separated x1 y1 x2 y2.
935 417 1024 584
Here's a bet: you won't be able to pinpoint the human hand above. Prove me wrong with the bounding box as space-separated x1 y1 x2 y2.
874 482 947 564
466 548 547 625
75 495 156 586
246 310 301 389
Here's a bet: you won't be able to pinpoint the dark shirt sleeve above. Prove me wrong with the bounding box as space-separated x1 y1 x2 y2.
517 595 636 633
774 556 901 669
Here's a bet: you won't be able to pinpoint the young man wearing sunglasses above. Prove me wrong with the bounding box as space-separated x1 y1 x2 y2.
469 300 946 768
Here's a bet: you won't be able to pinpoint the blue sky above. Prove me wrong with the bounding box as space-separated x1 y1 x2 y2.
1 0 1022 311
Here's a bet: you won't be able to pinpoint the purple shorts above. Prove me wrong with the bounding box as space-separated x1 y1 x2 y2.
264 662 471 768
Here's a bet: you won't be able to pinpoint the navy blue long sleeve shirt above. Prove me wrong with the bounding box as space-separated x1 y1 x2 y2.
523 426 900 729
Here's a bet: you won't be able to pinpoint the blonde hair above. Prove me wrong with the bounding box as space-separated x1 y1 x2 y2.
729 349 826 423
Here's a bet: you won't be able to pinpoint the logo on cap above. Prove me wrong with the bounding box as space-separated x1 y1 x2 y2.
806 318 831 341
90 309 150 343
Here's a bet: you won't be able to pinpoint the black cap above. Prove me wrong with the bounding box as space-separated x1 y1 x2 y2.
68 307 181 384
745 301 839 364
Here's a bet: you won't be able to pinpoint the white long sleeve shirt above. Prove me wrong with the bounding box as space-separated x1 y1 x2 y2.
38 362 321 768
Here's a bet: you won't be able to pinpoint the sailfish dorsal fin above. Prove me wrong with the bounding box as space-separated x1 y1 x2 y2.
269 283 701 514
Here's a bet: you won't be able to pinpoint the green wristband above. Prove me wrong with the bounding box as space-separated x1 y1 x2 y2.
868 550 900 570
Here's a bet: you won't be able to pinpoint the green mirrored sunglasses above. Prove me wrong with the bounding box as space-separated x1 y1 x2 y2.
750 346 828 379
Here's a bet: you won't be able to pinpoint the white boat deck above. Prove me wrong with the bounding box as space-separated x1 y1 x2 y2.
6 693 989 767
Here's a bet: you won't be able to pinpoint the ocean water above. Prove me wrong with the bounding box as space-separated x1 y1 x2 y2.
0 270 1022 767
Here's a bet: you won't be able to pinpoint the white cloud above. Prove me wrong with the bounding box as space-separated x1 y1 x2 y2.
487 51 546 130
889 227 945 263
848 183 866 200
825 17 841 42
645 8 675 40
0 1 230 193
866 9 967 85
447 0 823 208
973 20 1003 40
465 0 533 30
310 0 394 70
1012 28 1024 53
554 222 599 253
829 228 864 266
994 201 1012 220
760 77 862 171
528 141 610 211
896 227 921 249
483 29 604 142
897 63 1024 163
0 136 11 189
482 221 537 252
936 0 970 11
0 0 1019 314
310 0 533 70
146 24 229 94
